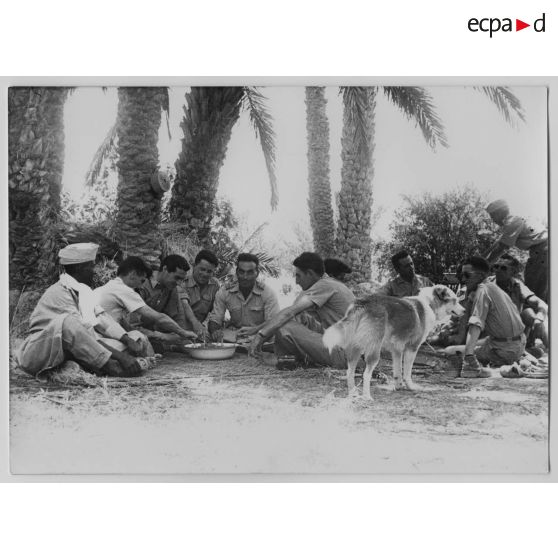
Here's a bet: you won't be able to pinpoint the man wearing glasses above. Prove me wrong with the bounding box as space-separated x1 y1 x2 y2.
460 256 526 378
490 254 548 353
484 199 548 302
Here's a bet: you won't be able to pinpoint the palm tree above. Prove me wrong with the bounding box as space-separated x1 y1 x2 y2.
334 86 449 283
114 87 168 269
168 86 277 245
8 86 70 289
305 87 335 257
320 85 524 284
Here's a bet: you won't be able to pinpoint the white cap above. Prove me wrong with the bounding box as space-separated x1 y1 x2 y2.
58 243 99 265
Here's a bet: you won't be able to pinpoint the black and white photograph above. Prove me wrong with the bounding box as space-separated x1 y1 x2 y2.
7 83 549 475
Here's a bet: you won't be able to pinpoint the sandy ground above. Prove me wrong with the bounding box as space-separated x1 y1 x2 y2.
9 351 549 475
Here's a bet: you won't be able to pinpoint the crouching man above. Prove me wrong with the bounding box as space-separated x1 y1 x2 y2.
95 256 197 353
249 252 354 368
459 256 526 378
16 243 145 378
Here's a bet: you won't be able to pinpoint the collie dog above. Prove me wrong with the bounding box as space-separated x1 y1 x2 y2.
323 286 464 399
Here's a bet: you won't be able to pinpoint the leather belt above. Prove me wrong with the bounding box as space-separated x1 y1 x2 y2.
491 334 523 342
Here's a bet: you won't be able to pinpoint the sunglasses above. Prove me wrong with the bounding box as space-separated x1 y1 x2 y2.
492 264 508 271
461 272 478 280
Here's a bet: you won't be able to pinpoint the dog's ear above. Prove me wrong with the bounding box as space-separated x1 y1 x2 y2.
433 285 452 302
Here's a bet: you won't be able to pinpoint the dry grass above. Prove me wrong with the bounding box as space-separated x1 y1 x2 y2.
9 349 549 474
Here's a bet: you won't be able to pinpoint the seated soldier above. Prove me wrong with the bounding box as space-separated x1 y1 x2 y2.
249 252 355 368
376 250 433 297
490 253 548 350
133 254 199 351
207 253 280 345
459 256 526 378
324 258 352 283
182 249 221 338
95 256 197 352
16 243 144 378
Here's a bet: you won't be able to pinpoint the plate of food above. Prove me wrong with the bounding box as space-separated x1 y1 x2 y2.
186 342 237 360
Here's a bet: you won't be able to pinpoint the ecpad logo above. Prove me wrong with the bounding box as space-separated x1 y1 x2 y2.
468 13 546 37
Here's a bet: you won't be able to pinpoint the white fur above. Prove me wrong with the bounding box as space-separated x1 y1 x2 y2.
323 285 463 399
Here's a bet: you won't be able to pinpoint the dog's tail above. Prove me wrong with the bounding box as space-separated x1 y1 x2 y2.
323 303 357 353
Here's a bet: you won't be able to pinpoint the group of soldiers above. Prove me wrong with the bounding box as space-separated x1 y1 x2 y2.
15 198 548 380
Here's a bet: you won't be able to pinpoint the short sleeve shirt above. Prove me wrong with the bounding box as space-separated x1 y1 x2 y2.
376 274 433 298
488 276 535 313
298 275 355 329
208 278 279 328
94 277 146 324
183 270 221 323
499 215 547 250
468 280 524 339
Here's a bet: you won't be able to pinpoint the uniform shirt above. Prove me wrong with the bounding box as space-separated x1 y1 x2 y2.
94 277 146 324
498 215 547 250
468 280 524 339
488 276 535 313
376 274 433 298
137 276 188 329
183 269 221 323
209 278 279 328
298 275 355 329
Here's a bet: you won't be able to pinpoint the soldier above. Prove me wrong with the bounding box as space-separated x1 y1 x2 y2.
182 249 221 338
376 250 433 298
17 243 144 377
249 252 355 368
208 253 279 345
484 199 548 302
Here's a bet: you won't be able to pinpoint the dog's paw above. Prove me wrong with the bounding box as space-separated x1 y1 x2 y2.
348 387 360 400
404 381 422 391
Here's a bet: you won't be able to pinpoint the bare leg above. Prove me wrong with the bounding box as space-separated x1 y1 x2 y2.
362 350 381 400
392 349 404 390
403 348 420 390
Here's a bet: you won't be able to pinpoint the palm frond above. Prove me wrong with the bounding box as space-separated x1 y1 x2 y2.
340 86 374 160
214 246 279 278
474 86 525 127
85 123 117 188
242 87 278 209
382 87 449 149
239 222 269 250
160 87 172 140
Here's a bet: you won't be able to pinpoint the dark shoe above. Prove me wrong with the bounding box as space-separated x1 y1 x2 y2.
99 358 125 377
526 346 544 359
276 355 298 370
460 354 483 378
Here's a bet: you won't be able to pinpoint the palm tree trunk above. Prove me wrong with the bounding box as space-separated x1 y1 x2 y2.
168 87 244 245
335 87 376 284
9 87 69 289
305 87 335 257
114 87 166 270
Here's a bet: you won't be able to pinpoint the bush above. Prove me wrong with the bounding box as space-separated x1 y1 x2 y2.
374 184 500 282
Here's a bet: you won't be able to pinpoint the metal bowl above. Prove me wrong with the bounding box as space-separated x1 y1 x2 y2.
186 343 237 360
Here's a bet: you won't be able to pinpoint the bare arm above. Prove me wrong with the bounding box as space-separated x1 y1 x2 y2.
181 299 206 337
248 295 316 357
136 305 196 339
464 324 482 356
525 295 548 320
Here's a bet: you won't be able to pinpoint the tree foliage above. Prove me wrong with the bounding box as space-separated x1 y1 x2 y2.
374 185 499 282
